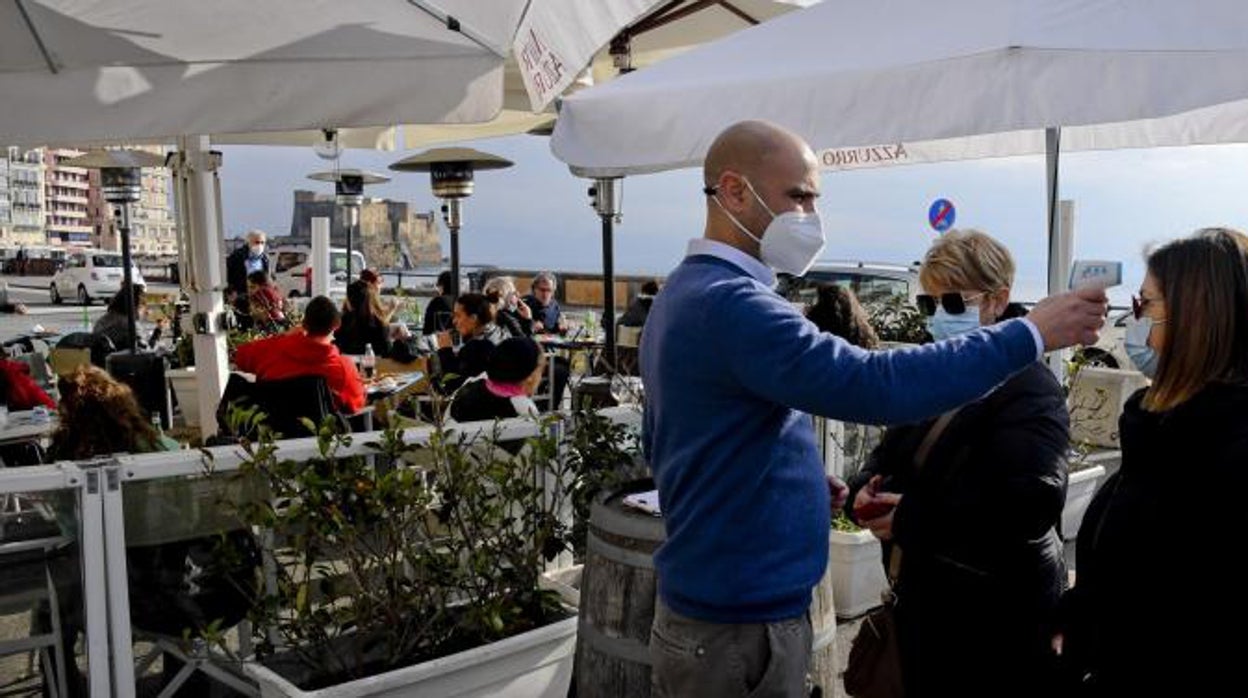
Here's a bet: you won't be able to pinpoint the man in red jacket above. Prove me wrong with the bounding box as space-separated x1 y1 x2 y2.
234 296 365 413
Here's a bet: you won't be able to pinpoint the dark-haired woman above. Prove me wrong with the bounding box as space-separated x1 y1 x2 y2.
433 293 502 394
1055 227 1248 697
335 280 414 362
805 283 879 349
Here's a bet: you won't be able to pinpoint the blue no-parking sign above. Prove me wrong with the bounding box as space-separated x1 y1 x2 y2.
928 198 956 232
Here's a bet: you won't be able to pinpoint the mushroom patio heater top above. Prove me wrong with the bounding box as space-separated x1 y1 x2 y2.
306 169 390 282
389 148 513 297
65 149 166 353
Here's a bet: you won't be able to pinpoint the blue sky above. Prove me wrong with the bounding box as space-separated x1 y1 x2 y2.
219 137 1248 307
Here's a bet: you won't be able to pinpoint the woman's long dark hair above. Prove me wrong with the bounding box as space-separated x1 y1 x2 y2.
342 279 381 332
806 284 880 350
1143 227 1248 411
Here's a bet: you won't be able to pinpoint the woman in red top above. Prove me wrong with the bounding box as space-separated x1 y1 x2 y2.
0 356 55 410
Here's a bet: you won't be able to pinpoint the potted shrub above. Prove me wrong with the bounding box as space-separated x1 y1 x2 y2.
207 408 580 697
865 295 931 347
828 512 890 620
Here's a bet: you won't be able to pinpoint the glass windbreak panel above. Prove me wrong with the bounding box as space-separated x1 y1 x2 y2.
92 254 123 268
0 473 91 690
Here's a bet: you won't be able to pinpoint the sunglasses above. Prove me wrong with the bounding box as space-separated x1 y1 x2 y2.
1132 294 1162 321
915 292 985 317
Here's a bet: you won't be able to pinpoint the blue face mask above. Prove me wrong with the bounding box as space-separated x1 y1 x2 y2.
926 306 981 341
1124 314 1159 378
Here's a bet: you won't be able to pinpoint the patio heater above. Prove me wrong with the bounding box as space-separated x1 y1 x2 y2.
306 169 389 282
589 178 623 368
66 149 172 428
389 148 513 297
65 149 166 353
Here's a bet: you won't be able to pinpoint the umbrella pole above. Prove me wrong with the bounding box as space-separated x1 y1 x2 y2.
1045 127 1063 296
1045 126 1068 380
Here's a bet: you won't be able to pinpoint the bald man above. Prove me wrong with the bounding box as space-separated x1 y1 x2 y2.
640 120 1106 697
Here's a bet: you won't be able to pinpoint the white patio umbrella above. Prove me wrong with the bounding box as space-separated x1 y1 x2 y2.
0 0 662 145
552 0 1248 308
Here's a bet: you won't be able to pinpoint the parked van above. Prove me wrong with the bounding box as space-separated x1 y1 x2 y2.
268 246 367 298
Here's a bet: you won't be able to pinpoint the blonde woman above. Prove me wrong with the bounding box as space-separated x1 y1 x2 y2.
847 229 1069 697
483 275 533 339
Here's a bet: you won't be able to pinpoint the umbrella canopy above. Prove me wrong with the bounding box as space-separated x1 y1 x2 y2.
552 0 1248 177
0 0 661 145
400 0 817 149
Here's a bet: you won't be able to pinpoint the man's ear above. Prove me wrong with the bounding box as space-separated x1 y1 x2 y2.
716 170 750 213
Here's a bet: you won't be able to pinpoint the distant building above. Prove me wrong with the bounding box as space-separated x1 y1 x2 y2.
0 146 46 247
88 145 178 255
287 189 441 268
43 148 93 246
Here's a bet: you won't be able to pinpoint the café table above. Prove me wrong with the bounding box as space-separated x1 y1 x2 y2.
0 409 57 448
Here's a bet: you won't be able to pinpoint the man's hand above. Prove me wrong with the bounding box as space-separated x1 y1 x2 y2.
1028 287 1109 350
827 475 849 512
516 298 533 320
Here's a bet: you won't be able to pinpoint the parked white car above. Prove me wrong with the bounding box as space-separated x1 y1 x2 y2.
268 245 367 298
50 251 146 305
780 260 921 308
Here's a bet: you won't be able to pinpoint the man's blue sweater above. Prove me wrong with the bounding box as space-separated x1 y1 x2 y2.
640 254 1039 623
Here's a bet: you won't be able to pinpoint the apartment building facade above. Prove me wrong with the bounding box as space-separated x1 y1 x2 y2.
0 147 47 247
44 148 93 247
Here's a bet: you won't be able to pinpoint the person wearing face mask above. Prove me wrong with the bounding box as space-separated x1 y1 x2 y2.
1053 228 1248 697
483 275 534 338
641 121 1109 698
226 229 270 313
844 229 1069 698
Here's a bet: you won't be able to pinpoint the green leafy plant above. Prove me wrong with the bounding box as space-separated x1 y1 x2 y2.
564 401 643 560
832 510 862 533
205 407 576 688
865 295 931 344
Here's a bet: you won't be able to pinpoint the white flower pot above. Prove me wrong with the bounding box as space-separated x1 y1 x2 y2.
828 529 890 619
244 615 577 698
167 366 200 427
1063 463 1108 540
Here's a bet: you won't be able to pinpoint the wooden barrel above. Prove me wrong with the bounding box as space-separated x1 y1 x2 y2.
575 480 840 697
576 479 664 697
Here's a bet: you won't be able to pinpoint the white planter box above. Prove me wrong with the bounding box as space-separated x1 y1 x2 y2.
1068 367 1149 448
828 529 889 620
167 366 200 427
1062 463 1108 540
244 615 577 698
